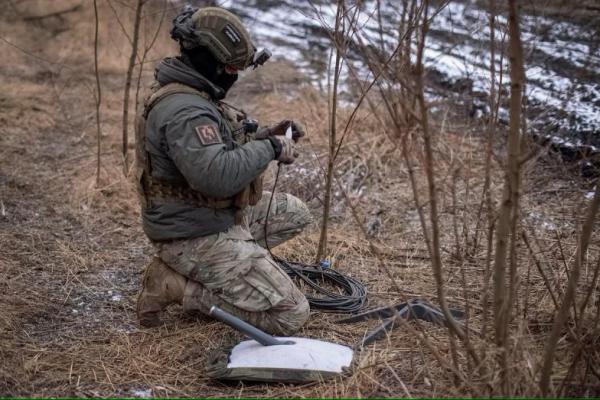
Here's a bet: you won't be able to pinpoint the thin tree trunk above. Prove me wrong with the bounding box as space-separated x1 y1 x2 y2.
93 0 102 186
492 0 524 392
479 0 498 354
317 0 343 261
122 0 144 175
414 0 476 366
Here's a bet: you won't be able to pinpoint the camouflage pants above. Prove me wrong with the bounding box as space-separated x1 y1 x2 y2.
157 192 312 336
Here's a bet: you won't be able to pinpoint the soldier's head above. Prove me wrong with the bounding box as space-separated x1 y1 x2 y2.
170 6 270 92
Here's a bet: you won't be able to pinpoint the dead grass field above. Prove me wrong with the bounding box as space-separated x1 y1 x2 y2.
1 0 599 397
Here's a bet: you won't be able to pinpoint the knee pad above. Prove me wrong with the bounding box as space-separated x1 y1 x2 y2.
274 296 310 336
285 194 313 229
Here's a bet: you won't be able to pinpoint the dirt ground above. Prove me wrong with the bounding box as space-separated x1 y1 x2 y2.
1 1 599 397
0 2 429 396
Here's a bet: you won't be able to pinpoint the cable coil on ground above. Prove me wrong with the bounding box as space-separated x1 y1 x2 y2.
265 164 367 314
274 256 368 314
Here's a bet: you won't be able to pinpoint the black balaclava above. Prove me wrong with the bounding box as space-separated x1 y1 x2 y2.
180 46 239 94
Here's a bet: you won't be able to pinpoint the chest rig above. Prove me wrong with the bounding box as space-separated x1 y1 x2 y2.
135 82 263 220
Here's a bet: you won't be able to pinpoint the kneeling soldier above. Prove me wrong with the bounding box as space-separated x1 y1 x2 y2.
135 7 312 335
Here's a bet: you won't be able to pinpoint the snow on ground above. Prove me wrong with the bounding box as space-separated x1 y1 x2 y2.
585 189 596 199
172 0 600 145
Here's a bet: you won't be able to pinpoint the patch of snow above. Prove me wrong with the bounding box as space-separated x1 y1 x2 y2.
541 221 557 231
585 189 596 199
130 388 153 398
174 0 600 144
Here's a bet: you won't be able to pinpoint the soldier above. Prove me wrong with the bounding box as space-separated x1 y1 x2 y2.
135 7 312 336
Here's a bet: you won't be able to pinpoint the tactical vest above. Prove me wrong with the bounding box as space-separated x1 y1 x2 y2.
134 82 263 221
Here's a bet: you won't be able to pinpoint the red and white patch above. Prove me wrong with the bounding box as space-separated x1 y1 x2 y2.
194 123 222 146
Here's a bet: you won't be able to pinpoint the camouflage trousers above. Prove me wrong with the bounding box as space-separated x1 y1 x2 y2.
156 192 312 336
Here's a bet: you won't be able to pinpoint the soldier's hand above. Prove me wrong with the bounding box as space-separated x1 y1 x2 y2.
271 136 297 164
258 120 306 142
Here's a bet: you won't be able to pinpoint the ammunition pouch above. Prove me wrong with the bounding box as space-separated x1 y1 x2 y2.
143 175 234 209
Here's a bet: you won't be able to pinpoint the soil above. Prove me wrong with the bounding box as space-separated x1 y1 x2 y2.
0 3 409 396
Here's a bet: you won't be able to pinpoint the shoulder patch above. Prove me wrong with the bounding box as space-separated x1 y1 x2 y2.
195 123 223 146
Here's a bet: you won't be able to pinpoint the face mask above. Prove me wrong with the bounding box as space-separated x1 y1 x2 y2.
215 72 239 93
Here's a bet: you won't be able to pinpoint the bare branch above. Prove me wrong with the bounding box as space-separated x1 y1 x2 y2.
93 0 102 186
135 0 168 116
316 0 344 261
122 0 145 174
23 3 81 21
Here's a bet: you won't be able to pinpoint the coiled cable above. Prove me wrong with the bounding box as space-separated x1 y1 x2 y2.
275 256 368 313
265 163 368 314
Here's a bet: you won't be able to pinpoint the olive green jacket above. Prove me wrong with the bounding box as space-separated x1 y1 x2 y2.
141 57 275 241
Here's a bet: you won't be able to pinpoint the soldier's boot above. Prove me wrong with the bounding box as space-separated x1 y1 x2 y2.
137 256 187 327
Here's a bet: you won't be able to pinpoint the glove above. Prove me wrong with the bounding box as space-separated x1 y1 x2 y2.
270 136 297 164
256 120 306 142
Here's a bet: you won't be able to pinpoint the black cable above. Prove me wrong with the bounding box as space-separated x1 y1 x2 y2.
263 164 281 255
264 162 368 314
275 256 368 314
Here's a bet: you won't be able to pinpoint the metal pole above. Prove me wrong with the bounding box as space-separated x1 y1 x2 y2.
209 306 294 346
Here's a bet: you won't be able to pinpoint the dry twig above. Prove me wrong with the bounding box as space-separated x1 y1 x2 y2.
93 0 102 186
122 0 145 174
491 0 524 391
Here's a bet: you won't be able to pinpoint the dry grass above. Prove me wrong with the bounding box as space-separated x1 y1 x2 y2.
1 0 599 397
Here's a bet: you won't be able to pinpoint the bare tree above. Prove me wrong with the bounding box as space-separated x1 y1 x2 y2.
412 0 484 372
479 0 505 353
93 0 102 185
490 0 524 391
122 0 145 174
134 0 168 112
344 0 483 372
316 0 344 261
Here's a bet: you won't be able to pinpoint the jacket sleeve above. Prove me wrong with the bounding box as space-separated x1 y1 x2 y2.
162 102 275 199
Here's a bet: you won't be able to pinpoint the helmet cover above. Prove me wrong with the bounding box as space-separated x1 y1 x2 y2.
171 6 256 70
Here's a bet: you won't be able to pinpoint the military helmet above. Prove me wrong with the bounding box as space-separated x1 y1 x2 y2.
171 6 256 70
